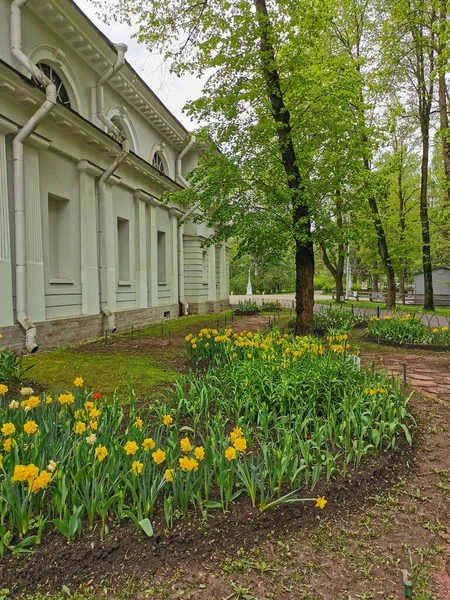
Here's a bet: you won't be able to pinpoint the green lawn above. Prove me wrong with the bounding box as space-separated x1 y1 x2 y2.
315 298 450 316
22 311 236 399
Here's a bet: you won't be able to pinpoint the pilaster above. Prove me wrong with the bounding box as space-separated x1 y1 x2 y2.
78 160 101 315
208 243 217 301
98 175 120 313
148 198 159 307
134 190 150 309
219 243 227 300
169 208 182 305
24 138 49 323
0 118 17 326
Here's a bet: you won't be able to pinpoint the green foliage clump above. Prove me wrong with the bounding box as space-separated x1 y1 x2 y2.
366 314 450 345
314 309 365 333
237 300 261 313
0 349 32 384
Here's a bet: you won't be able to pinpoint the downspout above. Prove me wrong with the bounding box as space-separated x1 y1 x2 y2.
96 43 130 332
11 0 57 353
176 137 198 315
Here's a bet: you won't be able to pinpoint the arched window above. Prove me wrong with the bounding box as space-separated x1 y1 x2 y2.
152 152 165 174
36 63 71 108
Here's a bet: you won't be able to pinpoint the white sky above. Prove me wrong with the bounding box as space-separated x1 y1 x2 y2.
73 0 204 129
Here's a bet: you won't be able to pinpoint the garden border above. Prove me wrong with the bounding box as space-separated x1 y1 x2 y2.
364 336 450 352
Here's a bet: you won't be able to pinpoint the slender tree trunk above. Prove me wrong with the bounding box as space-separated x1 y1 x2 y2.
397 151 406 305
419 125 434 309
438 0 450 208
415 32 435 310
372 274 379 292
366 186 396 306
320 244 344 303
255 0 314 333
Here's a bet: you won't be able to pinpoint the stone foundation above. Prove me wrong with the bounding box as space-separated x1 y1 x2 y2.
187 300 230 315
0 303 181 353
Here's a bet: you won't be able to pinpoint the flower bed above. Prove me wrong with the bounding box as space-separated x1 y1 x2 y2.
366 314 450 346
314 308 365 334
260 300 282 312
0 327 413 553
234 300 261 315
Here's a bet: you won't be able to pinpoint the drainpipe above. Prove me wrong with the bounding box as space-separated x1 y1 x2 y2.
175 137 200 315
96 44 130 332
11 0 57 353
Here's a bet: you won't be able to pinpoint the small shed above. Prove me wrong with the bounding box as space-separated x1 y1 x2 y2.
414 267 450 295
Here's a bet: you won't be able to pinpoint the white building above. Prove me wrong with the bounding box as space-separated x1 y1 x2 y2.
0 0 229 353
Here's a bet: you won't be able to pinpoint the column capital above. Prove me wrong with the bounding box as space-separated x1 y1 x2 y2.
25 133 51 150
169 207 184 219
0 116 18 136
78 159 103 177
134 189 157 204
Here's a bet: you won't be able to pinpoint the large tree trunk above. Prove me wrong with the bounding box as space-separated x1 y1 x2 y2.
255 0 314 333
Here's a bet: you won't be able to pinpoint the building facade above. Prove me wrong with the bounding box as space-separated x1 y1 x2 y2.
0 0 229 353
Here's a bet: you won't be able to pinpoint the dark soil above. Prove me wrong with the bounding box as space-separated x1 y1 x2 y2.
2 321 450 598
0 417 414 597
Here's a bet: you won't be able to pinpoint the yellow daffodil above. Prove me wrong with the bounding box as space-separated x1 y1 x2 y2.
58 393 74 406
31 471 52 493
23 421 38 435
142 437 156 451
180 437 193 452
74 421 87 435
94 444 108 462
164 468 174 482
152 448 166 464
233 437 247 452
194 446 205 461
3 438 16 451
163 414 173 426
74 377 84 387
123 440 139 456
131 461 144 475
179 456 199 471
225 446 237 461
0 384 8 396
1 422 15 436
315 496 327 509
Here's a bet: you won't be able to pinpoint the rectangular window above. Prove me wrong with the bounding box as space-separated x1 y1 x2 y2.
48 194 71 281
202 250 208 283
117 217 130 283
157 230 167 283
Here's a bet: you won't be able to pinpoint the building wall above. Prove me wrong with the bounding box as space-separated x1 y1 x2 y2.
0 0 229 351
414 269 450 295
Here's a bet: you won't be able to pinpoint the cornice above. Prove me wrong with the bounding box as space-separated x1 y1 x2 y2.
28 0 188 149
0 62 184 194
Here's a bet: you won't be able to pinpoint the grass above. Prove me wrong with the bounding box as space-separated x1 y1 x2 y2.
22 312 235 398
315 299 450 317
23 348 178 398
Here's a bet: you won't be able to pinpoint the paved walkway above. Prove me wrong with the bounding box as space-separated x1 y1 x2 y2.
362 352 450 403
229 294 450 329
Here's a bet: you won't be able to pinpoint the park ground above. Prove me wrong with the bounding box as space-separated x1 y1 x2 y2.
1 309 450 599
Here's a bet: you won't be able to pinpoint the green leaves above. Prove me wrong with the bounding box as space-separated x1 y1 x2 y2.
137 518 154 537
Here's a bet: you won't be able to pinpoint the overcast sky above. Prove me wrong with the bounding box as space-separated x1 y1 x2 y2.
73 0 204 129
